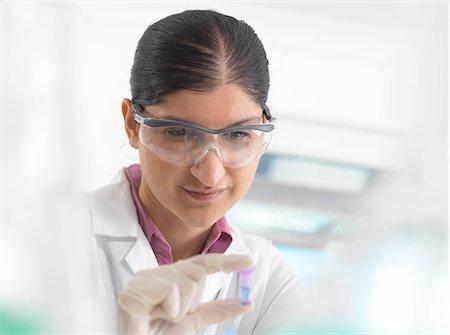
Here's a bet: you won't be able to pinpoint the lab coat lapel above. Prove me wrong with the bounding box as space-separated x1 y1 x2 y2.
90 172 158 295
124 227 158 274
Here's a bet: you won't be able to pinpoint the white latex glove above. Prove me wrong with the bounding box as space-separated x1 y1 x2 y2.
117 254 254 335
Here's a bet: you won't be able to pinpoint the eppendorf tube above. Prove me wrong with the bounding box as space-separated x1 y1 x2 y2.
239 268 254 305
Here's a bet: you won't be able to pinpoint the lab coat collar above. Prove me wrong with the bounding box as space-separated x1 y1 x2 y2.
226 226 250 256
90 170 140 238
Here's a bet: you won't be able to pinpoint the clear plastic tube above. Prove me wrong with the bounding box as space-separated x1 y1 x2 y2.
239 268 254 305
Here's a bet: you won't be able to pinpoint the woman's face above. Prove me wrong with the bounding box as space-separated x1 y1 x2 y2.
123 84 263 228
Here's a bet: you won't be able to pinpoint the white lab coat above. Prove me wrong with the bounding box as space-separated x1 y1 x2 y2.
63 169 303 334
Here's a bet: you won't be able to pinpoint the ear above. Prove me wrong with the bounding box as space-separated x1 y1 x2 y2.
122 98 140 149
263 104 272 123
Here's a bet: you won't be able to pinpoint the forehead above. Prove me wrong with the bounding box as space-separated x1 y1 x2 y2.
144 84 262 127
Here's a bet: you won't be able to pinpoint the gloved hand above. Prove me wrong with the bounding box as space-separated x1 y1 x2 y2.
117 254 254 335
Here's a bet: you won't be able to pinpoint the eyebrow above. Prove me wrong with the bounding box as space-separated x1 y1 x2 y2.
144 113 263 127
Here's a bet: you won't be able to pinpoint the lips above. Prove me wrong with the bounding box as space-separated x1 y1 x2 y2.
182 187 226 202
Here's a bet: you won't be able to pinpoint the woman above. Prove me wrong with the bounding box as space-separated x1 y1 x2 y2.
85 9 302 334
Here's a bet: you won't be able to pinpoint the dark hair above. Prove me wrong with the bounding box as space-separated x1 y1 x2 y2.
130 10 269 109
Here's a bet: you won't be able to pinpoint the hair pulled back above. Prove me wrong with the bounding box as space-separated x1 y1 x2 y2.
130 10 269 108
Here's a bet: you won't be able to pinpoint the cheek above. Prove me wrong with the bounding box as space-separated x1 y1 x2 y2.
229 161 259 198
139 150 181 196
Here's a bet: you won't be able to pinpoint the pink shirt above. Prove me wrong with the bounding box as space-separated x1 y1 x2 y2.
125 164 232 265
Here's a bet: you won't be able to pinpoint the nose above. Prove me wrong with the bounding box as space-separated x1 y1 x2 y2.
190 148 226 187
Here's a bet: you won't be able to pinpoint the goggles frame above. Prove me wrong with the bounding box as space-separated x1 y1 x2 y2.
130 101 276 168
131 102 276 134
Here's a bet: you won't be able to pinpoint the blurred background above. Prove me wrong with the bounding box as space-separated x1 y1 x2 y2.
2 1 448 334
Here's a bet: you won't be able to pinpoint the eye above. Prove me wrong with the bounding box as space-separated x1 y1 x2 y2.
164 127 186 137
230 131 250 138
163 127 200 143
225 130 254 142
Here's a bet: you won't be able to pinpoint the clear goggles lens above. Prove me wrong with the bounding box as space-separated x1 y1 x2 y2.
133 111 275 168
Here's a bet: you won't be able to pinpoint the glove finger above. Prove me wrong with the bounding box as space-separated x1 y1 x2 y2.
188 276 205 314
149 282 181 321
117 289 152 335
173 261 208 281
118 281 180 333
128 272 177 304
151 279 202 323
187 254 253 275
170 298 254 332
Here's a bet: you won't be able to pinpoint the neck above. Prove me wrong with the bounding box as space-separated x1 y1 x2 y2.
166 227 209 262
138 183 211 263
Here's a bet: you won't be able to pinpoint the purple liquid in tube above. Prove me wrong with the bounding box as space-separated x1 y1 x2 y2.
239 268 254 305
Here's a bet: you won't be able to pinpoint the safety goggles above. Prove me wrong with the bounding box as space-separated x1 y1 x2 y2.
132 102 276 168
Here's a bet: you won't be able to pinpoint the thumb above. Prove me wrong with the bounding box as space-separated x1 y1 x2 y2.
171 299 254 332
